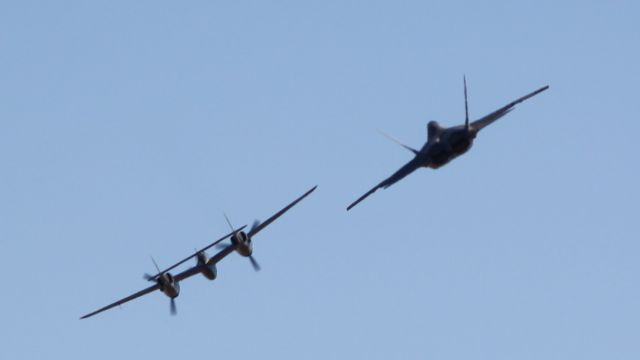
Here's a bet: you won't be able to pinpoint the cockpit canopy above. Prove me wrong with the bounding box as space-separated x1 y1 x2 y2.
427 120 442 141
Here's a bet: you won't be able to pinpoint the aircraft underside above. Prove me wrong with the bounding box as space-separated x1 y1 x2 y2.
426 138 474 169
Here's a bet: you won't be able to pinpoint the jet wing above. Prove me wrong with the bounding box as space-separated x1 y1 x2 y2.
471 85 549 131
145 226 247 282
347 157 422 211
247 186 317 238
80 283 160 319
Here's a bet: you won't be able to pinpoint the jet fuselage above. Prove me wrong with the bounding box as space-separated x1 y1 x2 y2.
419 125 478 169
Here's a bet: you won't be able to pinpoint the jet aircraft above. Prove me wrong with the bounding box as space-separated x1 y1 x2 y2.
347 78 549 210
80 226 245 319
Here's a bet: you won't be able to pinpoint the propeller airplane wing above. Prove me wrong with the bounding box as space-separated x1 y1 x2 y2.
145 226 246 282
81 227 247 319
247 185 317 238
80 283 160 319
174 244 237 282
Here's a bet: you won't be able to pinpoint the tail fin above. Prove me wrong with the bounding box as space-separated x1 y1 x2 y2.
464 75 469 131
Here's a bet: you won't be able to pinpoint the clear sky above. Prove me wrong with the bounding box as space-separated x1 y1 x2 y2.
1 1 639 359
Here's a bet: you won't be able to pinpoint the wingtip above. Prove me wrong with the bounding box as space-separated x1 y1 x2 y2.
534 85 549 94
530 85 549 97
346 196 362 211
302 185 318 197
346 188 375 211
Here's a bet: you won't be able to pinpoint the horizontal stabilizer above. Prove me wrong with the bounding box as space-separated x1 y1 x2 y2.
378 130 419 154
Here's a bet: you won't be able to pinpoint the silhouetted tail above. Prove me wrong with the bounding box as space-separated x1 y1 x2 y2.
464 75 469 131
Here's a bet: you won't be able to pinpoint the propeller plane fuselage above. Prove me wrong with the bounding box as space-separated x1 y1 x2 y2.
196 252 218 280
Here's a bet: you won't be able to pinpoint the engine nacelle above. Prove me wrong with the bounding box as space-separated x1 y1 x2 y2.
231 231 253 257
231 231 249 245
158 273 180 298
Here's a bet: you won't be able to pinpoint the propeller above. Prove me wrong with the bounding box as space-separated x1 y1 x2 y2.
216 215 237 251
143 256 162 281
224 213 236 232
248 220 261 271
223 214 261 272
250 219 261 234
170 298 177 316
249 255 261 271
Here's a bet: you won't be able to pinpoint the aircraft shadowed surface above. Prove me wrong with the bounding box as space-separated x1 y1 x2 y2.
216 185 317 271
79 227 245 319
347 79 549 210
80 186 317 319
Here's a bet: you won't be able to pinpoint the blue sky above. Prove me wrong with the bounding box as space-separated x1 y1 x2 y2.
1 1 639 359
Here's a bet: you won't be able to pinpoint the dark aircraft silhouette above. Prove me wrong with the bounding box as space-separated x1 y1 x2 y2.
217 185 317 271
80 186 317 319
347 78 549 210
80 226 245 319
